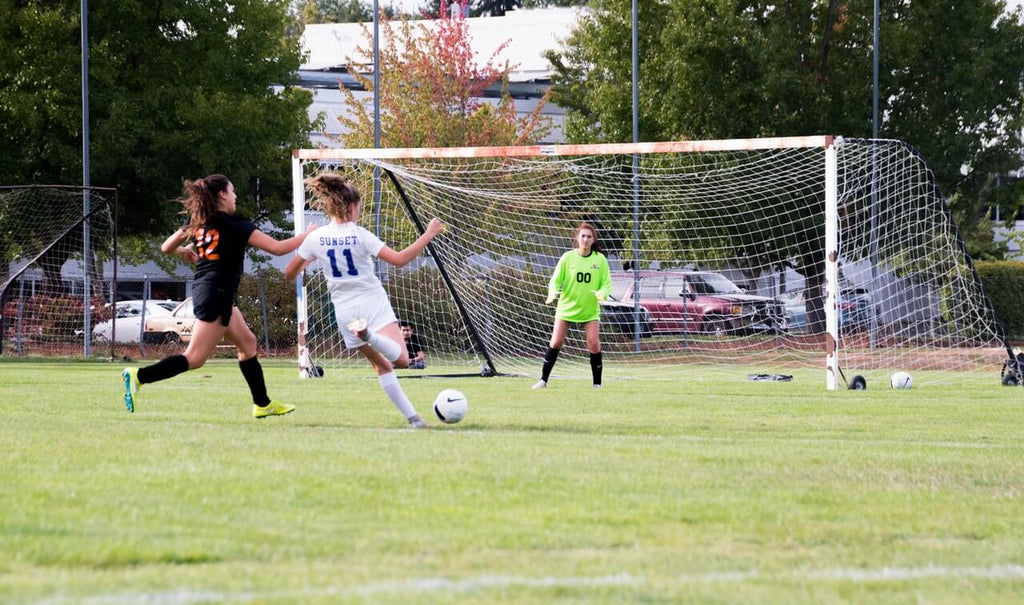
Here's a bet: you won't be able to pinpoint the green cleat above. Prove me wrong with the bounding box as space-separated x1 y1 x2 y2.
122 368 140 413
253 400 295 419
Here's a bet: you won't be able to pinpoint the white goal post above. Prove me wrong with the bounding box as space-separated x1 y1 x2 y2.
291 136 1011 388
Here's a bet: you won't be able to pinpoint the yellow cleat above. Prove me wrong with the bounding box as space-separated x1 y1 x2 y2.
122 367 140 413
253 400 295 419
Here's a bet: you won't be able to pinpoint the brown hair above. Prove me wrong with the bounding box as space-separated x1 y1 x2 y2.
576 221 602 254
306 173 362 221
178 174 231 237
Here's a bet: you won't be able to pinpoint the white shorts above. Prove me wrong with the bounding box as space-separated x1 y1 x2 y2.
333 293 399 350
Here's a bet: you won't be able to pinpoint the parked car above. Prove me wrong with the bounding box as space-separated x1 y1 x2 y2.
839 287 875 330
611 270 785 335
780 287 875 333
780 290 808 333
600 294 654 337
92 300 180 343
144 298 197 344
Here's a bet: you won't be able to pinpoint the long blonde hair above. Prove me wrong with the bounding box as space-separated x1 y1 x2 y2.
178 174 230 237
306 173 361 221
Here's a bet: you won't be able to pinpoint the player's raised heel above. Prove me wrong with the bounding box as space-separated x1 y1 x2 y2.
346 318 370 342
531 380 547 390
253 400 295 419
122 367 140 413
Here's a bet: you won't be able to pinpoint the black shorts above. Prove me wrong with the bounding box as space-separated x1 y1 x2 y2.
192 282 235 326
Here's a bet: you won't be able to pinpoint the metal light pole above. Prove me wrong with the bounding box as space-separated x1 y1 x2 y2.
630 0 641 353
869 0 880 348
372 0 383 276
81 0 92 357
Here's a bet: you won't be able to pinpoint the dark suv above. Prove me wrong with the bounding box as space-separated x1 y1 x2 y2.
611 270 786 334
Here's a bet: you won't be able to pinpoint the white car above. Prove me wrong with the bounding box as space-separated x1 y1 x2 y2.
143 298 198 345
92 300 181 343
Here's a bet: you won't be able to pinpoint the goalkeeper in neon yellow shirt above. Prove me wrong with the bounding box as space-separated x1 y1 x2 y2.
533 222 612 390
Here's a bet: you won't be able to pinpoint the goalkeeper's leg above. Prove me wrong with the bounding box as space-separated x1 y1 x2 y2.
585 320 603 388
534 319 570 388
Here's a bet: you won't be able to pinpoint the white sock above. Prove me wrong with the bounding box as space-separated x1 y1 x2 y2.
378 371 416 419
367 331 403 362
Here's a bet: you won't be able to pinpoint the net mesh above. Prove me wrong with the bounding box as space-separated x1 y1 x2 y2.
1 186 117 357
295 139 1007 385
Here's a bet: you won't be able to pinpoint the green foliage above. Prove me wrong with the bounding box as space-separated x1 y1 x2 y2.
546 0 1024 258
974 260 1024 341
236 268 299 353
0 0 319 240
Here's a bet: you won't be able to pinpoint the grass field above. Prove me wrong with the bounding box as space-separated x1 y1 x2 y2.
1 359 1022 604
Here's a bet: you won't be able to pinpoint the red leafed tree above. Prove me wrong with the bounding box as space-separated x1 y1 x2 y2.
336 0 550 148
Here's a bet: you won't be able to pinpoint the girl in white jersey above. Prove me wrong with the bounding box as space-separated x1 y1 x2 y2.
285 173 444 428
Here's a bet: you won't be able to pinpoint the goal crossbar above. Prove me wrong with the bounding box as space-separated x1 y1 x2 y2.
294 135 833 161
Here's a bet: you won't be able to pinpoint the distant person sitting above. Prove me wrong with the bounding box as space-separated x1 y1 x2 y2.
400 321 426 369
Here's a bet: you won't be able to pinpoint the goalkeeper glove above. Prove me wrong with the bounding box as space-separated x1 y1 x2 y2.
593 291 606 302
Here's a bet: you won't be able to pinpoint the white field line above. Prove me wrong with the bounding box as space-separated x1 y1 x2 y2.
27 564 1024 605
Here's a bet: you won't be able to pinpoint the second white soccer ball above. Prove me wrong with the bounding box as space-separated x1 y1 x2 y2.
433 389 468 424
890 371 913 389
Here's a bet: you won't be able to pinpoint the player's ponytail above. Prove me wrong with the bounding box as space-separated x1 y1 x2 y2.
179 174 230 237
306 173 362 222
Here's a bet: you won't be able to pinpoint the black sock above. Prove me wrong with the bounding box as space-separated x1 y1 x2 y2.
137 354 189 385
239 356 271 407
540 347 561 382
590 351 603 386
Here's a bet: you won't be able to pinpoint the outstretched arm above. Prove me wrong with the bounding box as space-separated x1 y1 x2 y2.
376 218 445 268
284 254 314 280
248 223 318 256
160 227 198 263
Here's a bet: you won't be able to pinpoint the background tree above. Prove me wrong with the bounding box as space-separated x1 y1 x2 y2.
0 0 319 255
337 0 550 148
546 0 1024 329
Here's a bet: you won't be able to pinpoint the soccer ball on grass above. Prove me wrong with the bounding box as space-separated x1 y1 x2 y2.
889 371 913 389
433 389 468 424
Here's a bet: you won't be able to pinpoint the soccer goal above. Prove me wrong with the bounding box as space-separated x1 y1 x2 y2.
0 185 117 359
291 136 1012 388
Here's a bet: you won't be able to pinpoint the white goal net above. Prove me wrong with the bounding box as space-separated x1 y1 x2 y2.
292 137 1010 387
1 186 117 358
